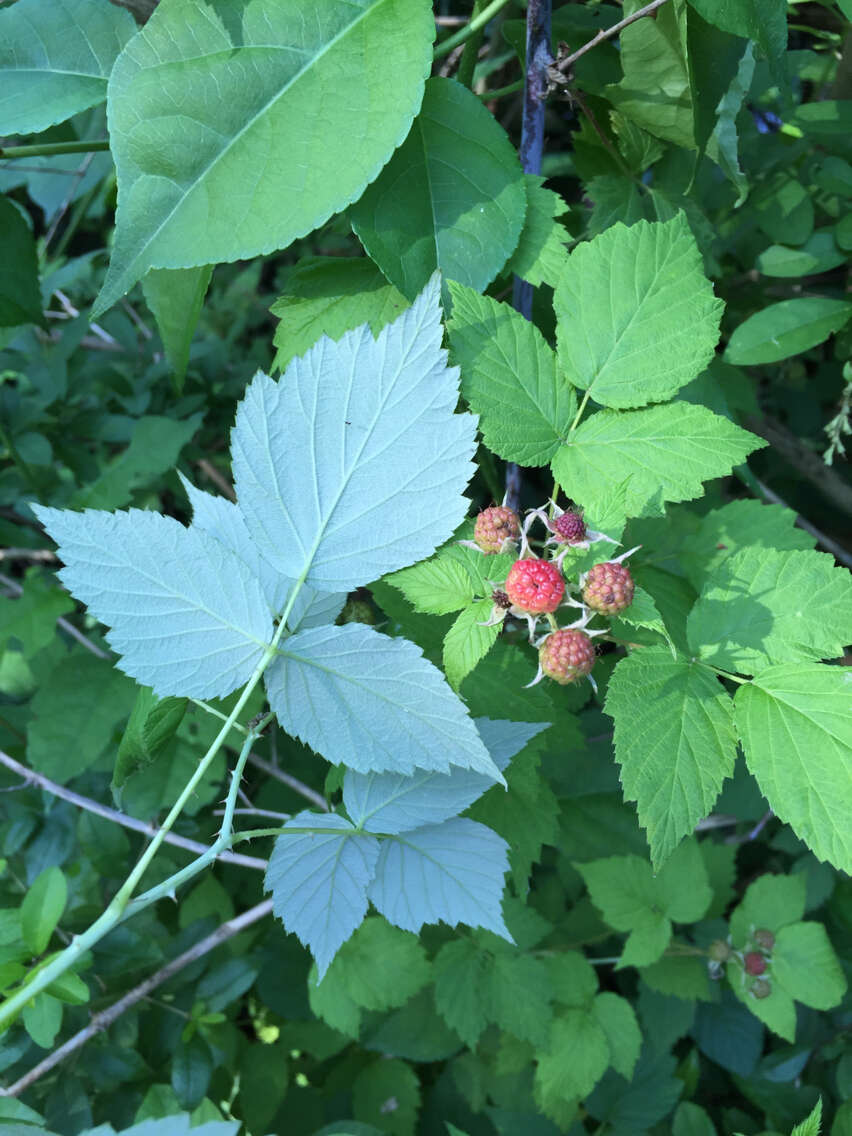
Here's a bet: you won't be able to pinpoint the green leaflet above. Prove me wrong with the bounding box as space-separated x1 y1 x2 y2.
725 297 852 365
94 0 433 314
141 266 213 390
605 649 738 867
0 195 45 329
734 664 852 874
448 282 576 466
552 402 763 520
689 548 852 674
503 174 571 289
554 215 723 408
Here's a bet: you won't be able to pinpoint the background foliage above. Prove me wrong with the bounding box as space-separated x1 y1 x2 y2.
0 0 851 1134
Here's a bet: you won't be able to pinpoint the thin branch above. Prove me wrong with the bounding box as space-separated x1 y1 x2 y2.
0 899 273 1097
746 413 852 517
246 752 329 812
0 750 267 872
0 572 109 659
0 549 56 563
213 806 291 821
196 459 237 502
750 476 852 569
553 0 669 75
0 140 110 160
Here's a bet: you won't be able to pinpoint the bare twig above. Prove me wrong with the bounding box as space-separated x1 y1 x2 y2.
0 572 109 659
196 459 237 502
214 806 291 821
552 0 669 75
0 548 56 563
0 898 273 1097
746 413 852 517
751 477 852 569
0 750 267 872
43 153 95 249
54 290 119 348
246 752 329 812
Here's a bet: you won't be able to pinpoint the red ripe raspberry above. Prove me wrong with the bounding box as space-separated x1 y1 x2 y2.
744 951 767 976
583 561 634 614
553 511 586 544
539 629 595 684
753 929 775 952
474 506 520 554
504 559 565 614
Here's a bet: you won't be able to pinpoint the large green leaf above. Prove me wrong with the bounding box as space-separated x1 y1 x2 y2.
551 402 762 519
0 196 44 329
0 0 135 135
734 664 852 873
605 649 738 867
554 216 722 408
350 77 526 301
688 548 852 673
725 297 852 365
448 282 576 466
94 0 433 314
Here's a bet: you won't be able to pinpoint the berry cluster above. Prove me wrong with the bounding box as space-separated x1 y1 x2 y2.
707 928 775 999
466 499 637 689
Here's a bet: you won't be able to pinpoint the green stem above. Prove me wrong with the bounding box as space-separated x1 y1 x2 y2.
699 661 749 685
0 140 110 159
477 78 524 101
456 0 487 87
433 0 514 60
568 389 592 435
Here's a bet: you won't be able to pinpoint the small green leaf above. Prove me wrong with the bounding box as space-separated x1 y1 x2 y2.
735 665 852 874
114 687 187 794
724 297 852 365
503 174 570 288
0 569 74 658
386 556 475 616
21 868 67 956
271 257 408 372
22 992 62 1049
592 992 642 1079
554 215 722 408
142 266 213 390
535 1009 610 1115
790 1099 822 1136
552 402 763 520
0 196 45 329
353 1057 420 1136
605 649 738 867
729 872 807 946
443 600 500 691
689 548 852 674
756 231 845 278
448 282 576 467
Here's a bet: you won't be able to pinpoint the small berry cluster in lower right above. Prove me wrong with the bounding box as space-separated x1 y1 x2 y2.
467 501 638 690
708 928 775 999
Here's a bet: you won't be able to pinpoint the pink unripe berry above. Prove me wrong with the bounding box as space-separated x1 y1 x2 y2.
553 511 587 544
744 951 767 976
583 561 634 614
474 506 520 554
539 629 596 684
504 559 565 614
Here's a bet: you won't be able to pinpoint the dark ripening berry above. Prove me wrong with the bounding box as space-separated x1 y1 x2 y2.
583 561 634 614
553 511 586 544
744 951 767 976
708 940 732 962
539 629 596 684
474 506 521 554
753 929 775 952
491 589 512 610
751 978 772 999
504 559 565 614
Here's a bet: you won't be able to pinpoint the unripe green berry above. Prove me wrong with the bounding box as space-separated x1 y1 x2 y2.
751 978 772 999
708 940 732 962
753 928 775 952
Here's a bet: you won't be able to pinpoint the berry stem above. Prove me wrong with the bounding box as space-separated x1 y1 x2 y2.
699 662 749 685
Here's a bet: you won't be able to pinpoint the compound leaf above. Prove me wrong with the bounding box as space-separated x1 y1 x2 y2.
689 548 852 673
265 812 380 981
33 507 273 699
554 216 722 408
265 623 501 779
232 275 477 592
552 402 762 519
448 282 577 467
605 648 738 867
0 0 135 135
350 77 526 301
734 664 852 873
368 818 511 938
95 0 433 313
